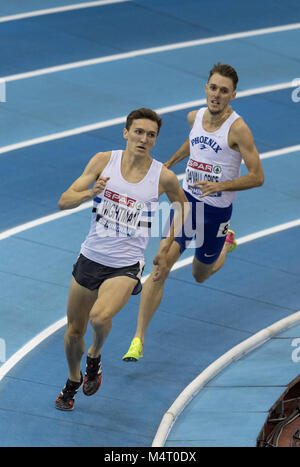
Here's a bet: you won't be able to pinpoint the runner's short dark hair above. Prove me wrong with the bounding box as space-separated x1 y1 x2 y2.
126 108 162 134
208 63 239 90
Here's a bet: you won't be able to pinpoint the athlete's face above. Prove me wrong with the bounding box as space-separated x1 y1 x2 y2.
205 73 236 115
123 119 158 156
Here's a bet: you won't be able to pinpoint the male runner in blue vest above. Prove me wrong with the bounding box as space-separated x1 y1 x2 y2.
123 64 264 362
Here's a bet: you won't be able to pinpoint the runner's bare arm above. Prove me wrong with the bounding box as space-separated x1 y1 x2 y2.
194 119 264 197
231 119 265 189
58 152 111 210
164 110 197 169
163 138 189 169
187 110 198 128
152 168 188 281
159 166 188 247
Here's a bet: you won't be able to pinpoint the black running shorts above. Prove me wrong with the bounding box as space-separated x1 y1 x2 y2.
72 254 144 295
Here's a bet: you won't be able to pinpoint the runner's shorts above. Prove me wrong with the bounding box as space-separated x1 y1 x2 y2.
72 254 144 295
163 190 232 264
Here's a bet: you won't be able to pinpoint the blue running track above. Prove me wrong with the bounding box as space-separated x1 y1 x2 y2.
0 0 300 447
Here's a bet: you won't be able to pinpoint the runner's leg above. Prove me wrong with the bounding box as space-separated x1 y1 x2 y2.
133 241 181 345
64 276 98 382
88 276 138 357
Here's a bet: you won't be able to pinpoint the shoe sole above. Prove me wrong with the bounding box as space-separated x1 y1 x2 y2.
82 376 102 396
55 404 74 411
55 379 83 410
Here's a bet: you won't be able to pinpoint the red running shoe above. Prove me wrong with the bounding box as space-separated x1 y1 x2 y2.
83 355 102 396
55 373 83 411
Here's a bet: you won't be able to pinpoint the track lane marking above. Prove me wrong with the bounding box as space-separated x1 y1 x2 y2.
0 82 298 155
0 218 299 382
0 0 131 23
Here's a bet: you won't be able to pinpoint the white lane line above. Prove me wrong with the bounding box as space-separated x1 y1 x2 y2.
0 144 299 241
258 144 300 160
0 81 298 155
0 218 299 383
0 116 128 155
0 318 68 382
170 218 300 272
0 201 92 241
2 22 300 81
152 308 300 447
0 0 131 23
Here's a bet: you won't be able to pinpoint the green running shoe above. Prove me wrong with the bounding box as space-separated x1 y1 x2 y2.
225 230 237 253
122 337 143 362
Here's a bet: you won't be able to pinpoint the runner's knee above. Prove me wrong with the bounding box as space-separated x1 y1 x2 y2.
192 271 208 283
65 321 86 339
89 307 112 330
192 265 212 283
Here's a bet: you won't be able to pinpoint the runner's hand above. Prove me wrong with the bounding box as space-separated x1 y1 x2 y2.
91 176 110 197
152 253 169 281
193 181 220 197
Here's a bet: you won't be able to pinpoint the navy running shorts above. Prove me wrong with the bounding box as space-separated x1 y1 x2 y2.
163 190 232 264
72 254 144 295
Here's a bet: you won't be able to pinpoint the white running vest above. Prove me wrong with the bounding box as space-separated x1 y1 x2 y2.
80 150 162 268
182 107 242 207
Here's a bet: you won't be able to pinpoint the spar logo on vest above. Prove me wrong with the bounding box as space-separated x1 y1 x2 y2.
191 135 222 154
95 188 145 237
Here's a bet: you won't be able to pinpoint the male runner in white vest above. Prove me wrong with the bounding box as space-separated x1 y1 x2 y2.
123 63 265 362
55 108 187 410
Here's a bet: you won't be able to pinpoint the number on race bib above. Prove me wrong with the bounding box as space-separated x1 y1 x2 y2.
216 221 230 237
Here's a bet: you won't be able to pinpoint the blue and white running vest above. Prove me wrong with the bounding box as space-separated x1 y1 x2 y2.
80 150 162 268
183 107 242 208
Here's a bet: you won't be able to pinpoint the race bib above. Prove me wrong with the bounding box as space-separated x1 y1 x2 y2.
216 221 230 237
186 159 222 197
96 189 144 237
